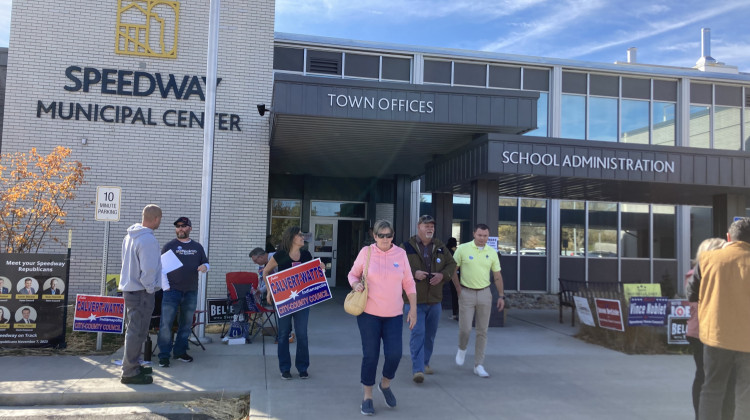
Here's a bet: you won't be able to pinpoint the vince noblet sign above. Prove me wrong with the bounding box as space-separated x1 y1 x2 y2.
502 151 675 174
328 94 434 114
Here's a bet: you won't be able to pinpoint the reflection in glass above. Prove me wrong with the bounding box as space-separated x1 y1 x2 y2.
621 99 649 144
525 92 548 136
271 199 301 217
588 202 617 257
653 205 675 259
713 106 741 150
653 102 676 146
690 105 711 148
561 94 585 139
270 218 299 250
620 204 649 258
311 201 366 218
560 201 585 257
588 97 617 142
690 206 712 259
498 198 518 254
520 199 546 255
745 109 750 151
314 224 334 253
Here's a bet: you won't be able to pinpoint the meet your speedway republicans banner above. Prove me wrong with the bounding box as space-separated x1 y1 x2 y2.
73 294 125 334
0 253 70 348
267 259 332 317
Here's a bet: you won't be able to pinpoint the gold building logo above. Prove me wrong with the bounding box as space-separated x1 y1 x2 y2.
116 0 180 59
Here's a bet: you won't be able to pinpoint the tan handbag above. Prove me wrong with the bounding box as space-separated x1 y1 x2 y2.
344 246 371 316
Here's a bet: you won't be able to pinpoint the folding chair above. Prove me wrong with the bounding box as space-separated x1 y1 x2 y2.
189 310 207 350
226 272 278 343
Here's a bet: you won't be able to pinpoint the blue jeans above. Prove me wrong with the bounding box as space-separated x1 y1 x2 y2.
157 289 197 360
357 312 403 386
404 303 441 374
277 307 309 373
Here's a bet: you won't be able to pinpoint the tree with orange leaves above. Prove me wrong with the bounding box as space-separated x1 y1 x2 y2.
0 147 89 253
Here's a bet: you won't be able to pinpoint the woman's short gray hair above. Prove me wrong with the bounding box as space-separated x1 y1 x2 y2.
373 219 393 236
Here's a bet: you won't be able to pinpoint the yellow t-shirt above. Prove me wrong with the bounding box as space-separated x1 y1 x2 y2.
453 241 501 289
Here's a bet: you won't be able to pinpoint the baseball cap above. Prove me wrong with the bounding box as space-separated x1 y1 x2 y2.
174 217 192 227
418 215 435 225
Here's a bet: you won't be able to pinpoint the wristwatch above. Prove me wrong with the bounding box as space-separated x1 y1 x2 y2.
498 295 505 300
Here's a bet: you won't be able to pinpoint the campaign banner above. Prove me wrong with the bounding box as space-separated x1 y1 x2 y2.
0 253 69 348
668 316 690 345
267 259 332 317
207 298 232 324
627 296 669 326
594 298 625 331
573 296 595 326
73 294 125 334
668 299 692 318
623 284 662 304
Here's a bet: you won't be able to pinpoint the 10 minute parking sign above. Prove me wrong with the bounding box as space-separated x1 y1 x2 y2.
95 186 121 222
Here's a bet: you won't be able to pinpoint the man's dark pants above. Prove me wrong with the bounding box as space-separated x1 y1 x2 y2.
699 344 750 420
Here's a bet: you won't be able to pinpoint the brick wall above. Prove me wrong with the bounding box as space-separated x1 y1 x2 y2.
3 0 274 299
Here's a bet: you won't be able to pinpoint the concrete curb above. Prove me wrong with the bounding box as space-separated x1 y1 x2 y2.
2 390 251 407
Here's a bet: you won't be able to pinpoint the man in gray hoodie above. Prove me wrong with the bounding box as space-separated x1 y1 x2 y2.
119 204 162 384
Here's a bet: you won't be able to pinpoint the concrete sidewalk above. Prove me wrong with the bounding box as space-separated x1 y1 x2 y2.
0 293 694 419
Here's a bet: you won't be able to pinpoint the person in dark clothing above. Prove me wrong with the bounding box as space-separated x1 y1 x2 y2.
445 237 459 320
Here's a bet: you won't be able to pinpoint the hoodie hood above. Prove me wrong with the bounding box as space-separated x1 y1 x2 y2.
127 223 153 238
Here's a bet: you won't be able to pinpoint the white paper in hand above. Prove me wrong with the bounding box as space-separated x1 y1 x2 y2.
161 249 183 274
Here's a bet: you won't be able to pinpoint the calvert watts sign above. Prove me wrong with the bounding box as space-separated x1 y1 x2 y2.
502 150 675 174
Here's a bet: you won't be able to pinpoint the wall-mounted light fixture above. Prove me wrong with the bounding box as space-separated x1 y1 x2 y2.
257 104 271 117
81 138 88 145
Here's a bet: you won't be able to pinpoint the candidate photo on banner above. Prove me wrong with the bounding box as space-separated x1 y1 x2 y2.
267 258 332 317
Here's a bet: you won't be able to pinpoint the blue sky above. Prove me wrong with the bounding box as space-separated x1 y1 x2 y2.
1 0 749 72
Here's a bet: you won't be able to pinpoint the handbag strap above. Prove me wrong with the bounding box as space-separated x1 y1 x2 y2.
362 246 372 287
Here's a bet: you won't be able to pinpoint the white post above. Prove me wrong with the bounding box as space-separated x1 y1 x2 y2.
198 0 220 341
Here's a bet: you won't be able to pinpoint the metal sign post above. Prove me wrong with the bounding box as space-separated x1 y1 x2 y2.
95 186 121 350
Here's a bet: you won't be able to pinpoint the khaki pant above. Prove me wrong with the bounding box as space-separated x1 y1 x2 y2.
458 287 492 366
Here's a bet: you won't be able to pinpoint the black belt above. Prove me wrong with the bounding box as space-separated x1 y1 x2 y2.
461 285 489 291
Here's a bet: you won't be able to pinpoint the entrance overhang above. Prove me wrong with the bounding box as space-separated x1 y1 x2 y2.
426 133 750 206
269 74 539 178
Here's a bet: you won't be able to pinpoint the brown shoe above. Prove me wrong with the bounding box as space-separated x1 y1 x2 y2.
413 372 424 383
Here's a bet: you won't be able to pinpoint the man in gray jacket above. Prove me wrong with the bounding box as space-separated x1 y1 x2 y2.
119 204 162 384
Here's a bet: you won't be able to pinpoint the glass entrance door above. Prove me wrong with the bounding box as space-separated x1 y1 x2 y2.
310 219 337 286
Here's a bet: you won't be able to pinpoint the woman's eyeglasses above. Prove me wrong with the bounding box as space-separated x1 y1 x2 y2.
376 232 394 239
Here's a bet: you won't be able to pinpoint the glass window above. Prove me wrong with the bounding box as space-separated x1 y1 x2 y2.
525 92 548 136
424 60 451 84
560 201 585 257
520 199 546 255
621 99 650 144
714 106 741 150
489 65 520 89
269 199 302 250
589 97 617 142
310 201 366 218
653 205 676 259
690 105 711 148
453 62 486 87
345 53 379 79
561 94 585 139
745 109 750 151
653 102 676 146
381 57 411 81
498 198 518 254
690 206 712 259
588 202 617 257
620 204 649 258
273 47 304 72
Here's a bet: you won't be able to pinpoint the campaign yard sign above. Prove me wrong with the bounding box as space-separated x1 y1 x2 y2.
594 298 625 331
267 259 332 317
627 297 668 326
207 298 232 324
73 294 125 334
573 296 596 326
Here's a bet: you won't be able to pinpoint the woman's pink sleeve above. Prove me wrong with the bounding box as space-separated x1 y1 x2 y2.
401 254 416 295
347 246 367 287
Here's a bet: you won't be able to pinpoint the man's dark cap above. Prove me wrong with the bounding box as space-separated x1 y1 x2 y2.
418 215 436 225
174 217 192 227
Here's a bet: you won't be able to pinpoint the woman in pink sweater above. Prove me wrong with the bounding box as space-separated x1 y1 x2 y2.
348 219 416 416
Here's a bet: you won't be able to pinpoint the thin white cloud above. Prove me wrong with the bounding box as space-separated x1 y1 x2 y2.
277 0 548 21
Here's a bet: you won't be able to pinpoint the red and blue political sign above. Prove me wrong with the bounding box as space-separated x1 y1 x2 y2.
627 296 669 326
73 294 125 334
267 259 332 317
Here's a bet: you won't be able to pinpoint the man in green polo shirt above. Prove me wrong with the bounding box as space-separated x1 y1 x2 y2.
450 223 504 378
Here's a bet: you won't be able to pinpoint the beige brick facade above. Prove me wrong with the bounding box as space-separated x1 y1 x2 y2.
2 0 275 299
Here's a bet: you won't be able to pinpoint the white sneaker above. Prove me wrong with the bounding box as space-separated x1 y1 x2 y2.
473 365 489 378
455 348 466 366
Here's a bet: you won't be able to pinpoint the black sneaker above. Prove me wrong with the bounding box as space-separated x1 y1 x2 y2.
378 382 397 408
299 371 309 379
158 358 170 367
281 371 292 380
139 366 153 375
174 353 193 363
120 372 153 385
360 398 374 416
